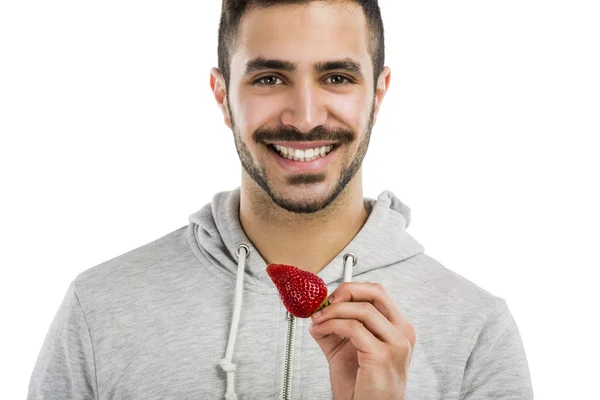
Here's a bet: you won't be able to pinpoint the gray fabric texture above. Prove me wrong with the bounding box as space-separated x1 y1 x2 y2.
28 187 533 399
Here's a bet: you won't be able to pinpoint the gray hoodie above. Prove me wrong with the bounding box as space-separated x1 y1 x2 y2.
28 187 533 399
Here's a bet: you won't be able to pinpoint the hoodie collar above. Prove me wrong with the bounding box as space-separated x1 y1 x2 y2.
188 187 424 289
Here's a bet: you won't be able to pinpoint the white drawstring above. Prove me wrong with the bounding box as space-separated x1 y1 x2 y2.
343 252 357 282
220 243 249 400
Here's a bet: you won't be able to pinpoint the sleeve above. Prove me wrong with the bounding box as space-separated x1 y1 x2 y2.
27 281 99 400
459 300 534 400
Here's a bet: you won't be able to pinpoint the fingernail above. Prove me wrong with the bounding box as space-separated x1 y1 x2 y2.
328 294 335 303
312 310 322 319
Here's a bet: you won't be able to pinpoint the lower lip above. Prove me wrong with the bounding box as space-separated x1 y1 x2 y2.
269 145 338 173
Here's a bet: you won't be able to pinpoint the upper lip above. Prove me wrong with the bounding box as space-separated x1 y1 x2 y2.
268 141 338 150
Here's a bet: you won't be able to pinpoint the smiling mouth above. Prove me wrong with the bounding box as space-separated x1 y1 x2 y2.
268 143 339 162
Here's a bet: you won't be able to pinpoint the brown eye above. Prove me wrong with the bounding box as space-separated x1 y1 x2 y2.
327 75 350 85
255 76 282 85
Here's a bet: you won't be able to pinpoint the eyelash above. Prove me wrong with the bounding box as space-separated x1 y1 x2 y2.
253 75 353 86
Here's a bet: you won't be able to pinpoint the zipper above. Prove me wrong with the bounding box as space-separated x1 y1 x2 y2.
282 310 296 400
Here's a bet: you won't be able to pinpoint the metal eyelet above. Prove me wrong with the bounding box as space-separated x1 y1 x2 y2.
235 243 250 258
343 252 357 266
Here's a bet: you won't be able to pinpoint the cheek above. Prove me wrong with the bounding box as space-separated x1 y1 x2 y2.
328 93 371 134
234 92 282 139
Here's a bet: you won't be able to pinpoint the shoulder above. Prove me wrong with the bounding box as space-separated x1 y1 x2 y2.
71 225 192 305
414 252 501 303
378 252 506 327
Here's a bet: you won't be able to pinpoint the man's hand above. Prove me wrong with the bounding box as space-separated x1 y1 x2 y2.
308 282 415 400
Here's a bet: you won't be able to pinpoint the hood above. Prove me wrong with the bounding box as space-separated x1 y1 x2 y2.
188 186 425 288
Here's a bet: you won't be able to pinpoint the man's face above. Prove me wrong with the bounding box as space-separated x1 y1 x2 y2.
221 2 385 214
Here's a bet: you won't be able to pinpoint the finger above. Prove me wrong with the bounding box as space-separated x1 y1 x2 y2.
330 282 406 328
308 323 346 356
309 318 382 355
311 301 398 344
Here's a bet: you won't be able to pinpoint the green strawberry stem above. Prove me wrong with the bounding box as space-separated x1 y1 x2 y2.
315 297 331 313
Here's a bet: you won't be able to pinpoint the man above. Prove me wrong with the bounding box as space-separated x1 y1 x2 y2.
28 1 533 399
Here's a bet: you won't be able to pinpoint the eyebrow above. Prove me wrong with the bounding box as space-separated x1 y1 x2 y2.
245 57 297 74
244 57 364 78
314 58 363 77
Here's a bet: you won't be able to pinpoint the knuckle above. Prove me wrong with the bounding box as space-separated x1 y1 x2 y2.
403 337 414 359
405 323 417 346
370 282 385 295
335 282 350 296
350 319 363 331
392 339 411 360
370 282 389 300
360 302 377 317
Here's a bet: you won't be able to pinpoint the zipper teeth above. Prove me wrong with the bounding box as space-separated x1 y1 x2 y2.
282 312 296 400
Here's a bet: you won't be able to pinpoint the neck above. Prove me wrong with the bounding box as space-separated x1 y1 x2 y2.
239 171 369 275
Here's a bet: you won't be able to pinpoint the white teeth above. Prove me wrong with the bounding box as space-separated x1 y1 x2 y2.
273 144 334 162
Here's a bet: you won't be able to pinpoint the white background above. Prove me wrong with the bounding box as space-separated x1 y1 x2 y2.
1 0 598 398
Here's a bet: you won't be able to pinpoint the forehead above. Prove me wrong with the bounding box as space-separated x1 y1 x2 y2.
232 2 371 74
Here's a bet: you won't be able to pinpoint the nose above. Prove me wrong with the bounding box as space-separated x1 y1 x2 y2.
280 79 328 133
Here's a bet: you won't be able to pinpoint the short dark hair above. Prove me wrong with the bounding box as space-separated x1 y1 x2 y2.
217 0 385 91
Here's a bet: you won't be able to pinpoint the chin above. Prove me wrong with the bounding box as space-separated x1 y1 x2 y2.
267 180 342 214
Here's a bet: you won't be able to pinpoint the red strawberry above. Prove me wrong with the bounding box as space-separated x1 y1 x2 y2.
266 263 330 318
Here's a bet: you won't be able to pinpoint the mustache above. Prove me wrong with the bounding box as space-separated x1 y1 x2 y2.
253 125 354 144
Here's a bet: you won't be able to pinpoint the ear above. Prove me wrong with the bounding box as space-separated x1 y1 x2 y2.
372 66 391 125
210 67 232 129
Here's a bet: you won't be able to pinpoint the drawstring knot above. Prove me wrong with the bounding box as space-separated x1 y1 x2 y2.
219 358 237 372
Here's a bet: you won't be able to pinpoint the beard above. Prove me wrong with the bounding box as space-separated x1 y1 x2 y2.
229 99 375 214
